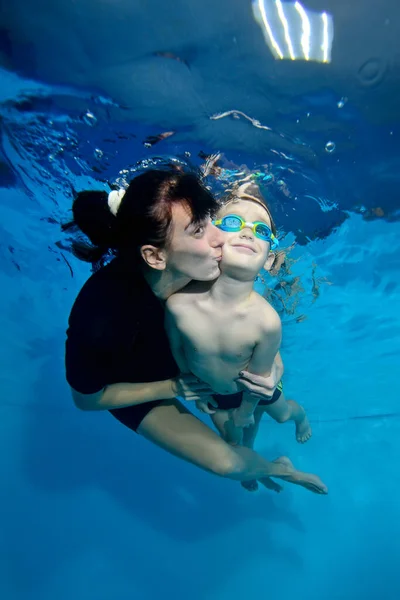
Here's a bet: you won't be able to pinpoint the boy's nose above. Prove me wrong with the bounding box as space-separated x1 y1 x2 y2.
239 228 254 240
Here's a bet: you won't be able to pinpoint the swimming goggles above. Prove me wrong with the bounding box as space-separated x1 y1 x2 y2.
213 214 279 249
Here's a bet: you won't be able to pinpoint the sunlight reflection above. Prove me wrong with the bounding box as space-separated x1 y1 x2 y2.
252 0 334 63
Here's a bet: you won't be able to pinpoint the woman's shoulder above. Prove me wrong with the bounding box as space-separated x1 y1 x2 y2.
69 260 145 323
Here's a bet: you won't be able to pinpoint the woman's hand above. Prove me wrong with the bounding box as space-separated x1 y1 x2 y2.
172 374 214 402
195 397 219 415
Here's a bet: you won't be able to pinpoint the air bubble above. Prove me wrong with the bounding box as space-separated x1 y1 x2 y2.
81 111 97 127
337 97 348 108
325 141 336 153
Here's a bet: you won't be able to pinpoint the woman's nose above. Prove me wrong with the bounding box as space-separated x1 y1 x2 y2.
210 222 225 247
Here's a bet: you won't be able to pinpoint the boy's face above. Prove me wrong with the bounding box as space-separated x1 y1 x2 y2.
216 199 275 280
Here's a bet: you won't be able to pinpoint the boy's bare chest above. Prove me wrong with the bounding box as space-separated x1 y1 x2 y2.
178 305 259 356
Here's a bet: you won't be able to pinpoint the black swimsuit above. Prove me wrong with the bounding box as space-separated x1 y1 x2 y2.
65 259 179 431
211 381 283 410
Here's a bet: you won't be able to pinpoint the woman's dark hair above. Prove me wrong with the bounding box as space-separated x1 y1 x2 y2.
63 169 218 264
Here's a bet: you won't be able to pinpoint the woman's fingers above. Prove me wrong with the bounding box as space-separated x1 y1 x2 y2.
235 378 258 393
195 399 216 414
182 375 203 384
195 386 214 395
236 371 276 396
181 375 213 392
236 378 273 399
201 404 216 414
207 396 219 408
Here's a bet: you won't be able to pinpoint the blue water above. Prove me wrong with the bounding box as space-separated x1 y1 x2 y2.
1 3 400 599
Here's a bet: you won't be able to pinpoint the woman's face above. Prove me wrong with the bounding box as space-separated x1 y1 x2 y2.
166 203 224 280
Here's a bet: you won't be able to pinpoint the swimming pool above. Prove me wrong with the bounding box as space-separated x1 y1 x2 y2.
1 2 400 599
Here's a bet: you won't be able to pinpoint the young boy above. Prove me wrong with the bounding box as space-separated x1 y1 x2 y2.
165 182 312 491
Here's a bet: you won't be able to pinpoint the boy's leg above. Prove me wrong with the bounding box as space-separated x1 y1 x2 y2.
241 406 265 492
264 392 312 443
211 408 282 493
242 405 264 449
211 409 243 446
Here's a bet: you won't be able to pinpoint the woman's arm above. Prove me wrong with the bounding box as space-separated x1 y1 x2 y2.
71 379 177 411
71 366 216 413
72 373 214 410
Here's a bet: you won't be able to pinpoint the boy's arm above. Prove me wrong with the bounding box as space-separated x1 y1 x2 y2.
248 308 282 377
235 306 282 420
165 303 190 373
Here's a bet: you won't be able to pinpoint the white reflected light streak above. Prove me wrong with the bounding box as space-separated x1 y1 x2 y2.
276 0 295 60
294 1 310 61
210 109 272 131
321 12 329 62
257 0 284 59
253 0 333 63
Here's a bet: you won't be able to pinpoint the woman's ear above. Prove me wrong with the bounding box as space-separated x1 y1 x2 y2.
140 245 167 270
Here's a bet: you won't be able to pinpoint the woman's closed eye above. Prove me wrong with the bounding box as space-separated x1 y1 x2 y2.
192 225 205 237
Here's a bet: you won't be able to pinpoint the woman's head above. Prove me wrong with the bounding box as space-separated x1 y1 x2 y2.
68 169 224 280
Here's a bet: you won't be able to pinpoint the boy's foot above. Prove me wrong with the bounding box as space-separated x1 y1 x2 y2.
241 476 283 493
273 456 328 495
296 414 312 443
241 479 259 492
259 477 283 493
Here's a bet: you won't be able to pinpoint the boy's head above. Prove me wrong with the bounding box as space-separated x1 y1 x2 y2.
222 180 277 236
214 182 278 281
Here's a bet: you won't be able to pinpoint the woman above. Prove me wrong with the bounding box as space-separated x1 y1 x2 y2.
65 168 324 493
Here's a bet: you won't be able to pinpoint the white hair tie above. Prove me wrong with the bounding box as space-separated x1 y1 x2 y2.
108 189 126 216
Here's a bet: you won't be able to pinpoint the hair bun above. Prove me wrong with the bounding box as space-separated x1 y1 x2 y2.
108 189 126 216
72 190 116 248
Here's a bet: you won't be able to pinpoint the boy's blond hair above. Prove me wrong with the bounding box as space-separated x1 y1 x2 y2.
221 179 277 236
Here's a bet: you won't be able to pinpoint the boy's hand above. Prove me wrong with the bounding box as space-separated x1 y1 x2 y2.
236 368 281 400
236 353 284 400
231 408 255 429
172 374 214 402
